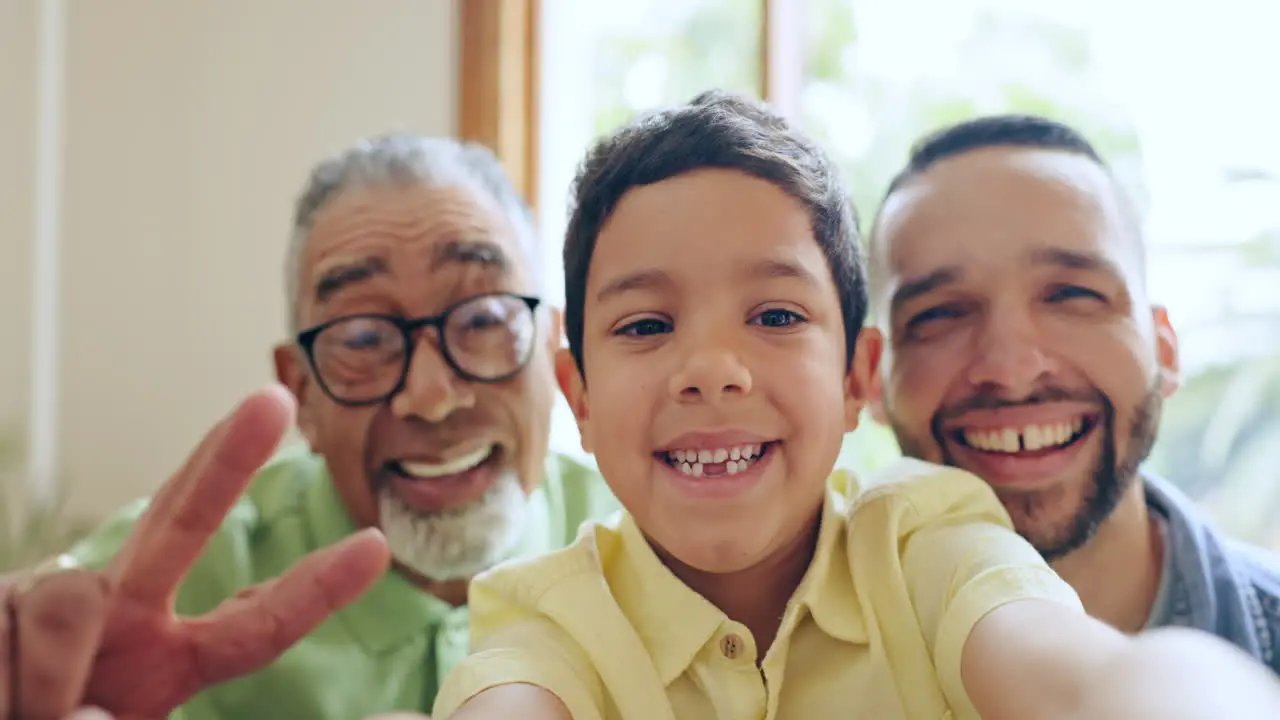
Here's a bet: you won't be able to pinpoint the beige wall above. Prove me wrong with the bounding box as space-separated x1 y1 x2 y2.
0 2 37 453
1 0 459 517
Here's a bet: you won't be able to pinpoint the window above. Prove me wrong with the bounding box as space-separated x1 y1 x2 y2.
467 0 1280 548
538 0 764 307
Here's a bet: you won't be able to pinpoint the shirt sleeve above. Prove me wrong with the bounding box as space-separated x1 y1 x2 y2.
433 566 606 720
862 459 1085 718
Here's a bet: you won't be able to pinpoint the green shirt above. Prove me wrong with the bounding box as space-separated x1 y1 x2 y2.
68 444 619 719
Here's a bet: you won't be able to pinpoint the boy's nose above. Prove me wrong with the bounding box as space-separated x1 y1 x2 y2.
669 347 753 404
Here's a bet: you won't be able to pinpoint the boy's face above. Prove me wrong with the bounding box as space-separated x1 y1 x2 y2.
557 168 878 574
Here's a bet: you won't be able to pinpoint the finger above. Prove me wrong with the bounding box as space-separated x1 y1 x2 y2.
191 528 389 685
14 571 110 719
111 386 295 608
1 580 13 719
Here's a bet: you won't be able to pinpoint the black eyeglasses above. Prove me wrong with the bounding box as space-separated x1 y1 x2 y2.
297 292 541 406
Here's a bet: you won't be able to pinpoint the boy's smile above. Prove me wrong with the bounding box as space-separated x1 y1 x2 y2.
656 431 780 498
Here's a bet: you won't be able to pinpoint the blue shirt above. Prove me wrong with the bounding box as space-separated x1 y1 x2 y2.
1144 473 1280 673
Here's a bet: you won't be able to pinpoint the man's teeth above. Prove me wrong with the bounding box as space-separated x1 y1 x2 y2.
398 445 493 479
667 444 763 478
962 418 1085 454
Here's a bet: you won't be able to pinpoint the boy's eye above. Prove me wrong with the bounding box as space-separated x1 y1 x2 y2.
616 317 672 337
751 308 806 328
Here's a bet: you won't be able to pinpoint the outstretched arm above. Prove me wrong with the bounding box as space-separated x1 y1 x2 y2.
964 598 1280 719
870 461 1280 720
448 684 573 720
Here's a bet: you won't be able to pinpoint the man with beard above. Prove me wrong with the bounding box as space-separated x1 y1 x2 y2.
866 114 1280 671
0 133 619 719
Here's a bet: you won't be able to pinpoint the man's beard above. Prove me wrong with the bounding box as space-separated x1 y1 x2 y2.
890 383 1162 561
378 471 528 582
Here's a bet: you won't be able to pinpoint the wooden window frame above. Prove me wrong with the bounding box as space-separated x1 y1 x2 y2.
457 0 801 216
457 0 541 212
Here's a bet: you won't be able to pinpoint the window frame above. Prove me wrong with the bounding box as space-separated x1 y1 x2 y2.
457 0 801 216
457 0 542 212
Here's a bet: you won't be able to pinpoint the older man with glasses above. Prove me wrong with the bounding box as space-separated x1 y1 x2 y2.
0 134 619 720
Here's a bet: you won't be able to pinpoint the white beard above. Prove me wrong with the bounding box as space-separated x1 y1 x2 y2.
378 471 528 582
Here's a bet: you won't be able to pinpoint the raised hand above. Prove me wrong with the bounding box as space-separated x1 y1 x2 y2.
4 387 391 719
1 566 112 718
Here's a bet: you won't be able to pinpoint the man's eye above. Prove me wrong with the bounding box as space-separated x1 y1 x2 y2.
907 305 964 329
1047 285 1105 304
616 318 671 337
460 312 505 331
751 309 807 328
342 331 389 350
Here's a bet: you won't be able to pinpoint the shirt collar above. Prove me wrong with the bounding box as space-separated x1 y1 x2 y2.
797 489 867 645
611 487 866 686
1143 473 1253 636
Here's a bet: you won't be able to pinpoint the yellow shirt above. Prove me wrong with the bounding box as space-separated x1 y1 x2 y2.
433 459 1083 719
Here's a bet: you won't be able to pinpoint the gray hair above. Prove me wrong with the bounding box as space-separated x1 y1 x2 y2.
285 133 539 331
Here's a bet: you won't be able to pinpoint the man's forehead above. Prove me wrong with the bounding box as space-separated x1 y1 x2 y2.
301 183 524 277
877 147 1139 276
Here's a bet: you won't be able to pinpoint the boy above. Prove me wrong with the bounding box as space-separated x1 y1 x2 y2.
429 92 1280 719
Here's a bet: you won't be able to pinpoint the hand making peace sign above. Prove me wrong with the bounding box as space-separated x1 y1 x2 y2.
1 386 391 719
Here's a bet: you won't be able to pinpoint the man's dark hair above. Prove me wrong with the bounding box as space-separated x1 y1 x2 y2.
882 114 1106 200
562 90 867 377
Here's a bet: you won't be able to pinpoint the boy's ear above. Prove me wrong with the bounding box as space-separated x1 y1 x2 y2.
866 336 889 426
554 348 594 453
845 328 884 433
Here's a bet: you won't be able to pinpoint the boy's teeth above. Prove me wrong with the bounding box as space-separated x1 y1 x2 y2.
671 444 758 466
668 444 766 478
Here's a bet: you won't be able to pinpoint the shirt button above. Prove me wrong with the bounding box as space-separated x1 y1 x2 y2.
720 633 744 660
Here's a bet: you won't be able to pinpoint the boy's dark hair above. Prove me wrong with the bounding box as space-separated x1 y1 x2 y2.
562 90 867 376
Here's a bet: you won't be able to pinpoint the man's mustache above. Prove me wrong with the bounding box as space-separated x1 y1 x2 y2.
936 385 1105 421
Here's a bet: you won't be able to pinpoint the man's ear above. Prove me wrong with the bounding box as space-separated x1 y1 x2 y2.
554 347 593 453
1152 305 1181 398
845 328 884 433
273 343 319 450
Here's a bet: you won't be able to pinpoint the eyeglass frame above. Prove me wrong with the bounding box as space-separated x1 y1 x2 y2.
295 292 542 407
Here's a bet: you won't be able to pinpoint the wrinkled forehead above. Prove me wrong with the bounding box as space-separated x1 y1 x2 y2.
300 182 533 290
874 147 1145 294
